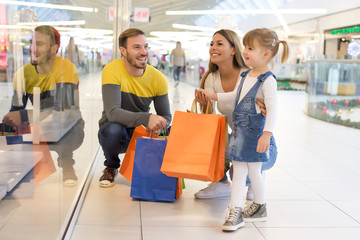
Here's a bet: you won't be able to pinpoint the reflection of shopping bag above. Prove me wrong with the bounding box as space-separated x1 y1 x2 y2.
0 123 25 145
119 126 157 182
130 137 179 202
0 123 55 184
161 110 225 182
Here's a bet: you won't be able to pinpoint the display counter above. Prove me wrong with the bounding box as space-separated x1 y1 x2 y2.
304 59 360 128
273 63 307 91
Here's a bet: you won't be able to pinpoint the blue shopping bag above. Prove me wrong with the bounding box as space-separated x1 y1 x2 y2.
1 123 24 145
130 137 178 202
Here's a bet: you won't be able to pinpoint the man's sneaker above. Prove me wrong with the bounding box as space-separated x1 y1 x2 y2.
62 168 78 187
246 186 254 201
194 182 231 199
99 167 118 188
222 206 245 231
242 202 267 222
174 82 179 87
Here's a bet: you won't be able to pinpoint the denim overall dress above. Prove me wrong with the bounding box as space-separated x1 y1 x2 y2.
226 69 278 164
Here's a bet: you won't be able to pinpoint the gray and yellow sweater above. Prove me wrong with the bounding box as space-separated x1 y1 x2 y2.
98 58 171 128
10 56 79 123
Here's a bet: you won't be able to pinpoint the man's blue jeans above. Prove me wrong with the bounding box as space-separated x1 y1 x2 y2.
98 122 134 169
173 66 181 81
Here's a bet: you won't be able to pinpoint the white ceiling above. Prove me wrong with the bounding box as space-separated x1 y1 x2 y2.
6 0 360 38
73 0 359 36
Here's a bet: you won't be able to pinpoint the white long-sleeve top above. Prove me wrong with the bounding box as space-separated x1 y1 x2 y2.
203 70 244 130
217 74 277 133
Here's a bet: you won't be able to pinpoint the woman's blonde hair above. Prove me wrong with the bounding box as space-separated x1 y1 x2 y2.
200 29 247 89
242 28 289 63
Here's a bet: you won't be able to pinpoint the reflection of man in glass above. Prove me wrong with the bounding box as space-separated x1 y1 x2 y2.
1 25 83 186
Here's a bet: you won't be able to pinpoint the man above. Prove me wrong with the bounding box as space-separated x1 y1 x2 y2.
2 25 79 129
170 41 186 87
98 28 171 187
1 25 82 186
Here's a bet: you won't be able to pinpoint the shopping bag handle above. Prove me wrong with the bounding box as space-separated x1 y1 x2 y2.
1 123 18 136
190 98 211 114
150 128 168 140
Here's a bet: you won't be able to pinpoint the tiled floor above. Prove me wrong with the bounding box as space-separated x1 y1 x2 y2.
71 76 360 240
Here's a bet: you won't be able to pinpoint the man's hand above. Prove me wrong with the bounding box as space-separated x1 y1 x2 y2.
256 98 266 117
2 111 22 128
147 115 167 133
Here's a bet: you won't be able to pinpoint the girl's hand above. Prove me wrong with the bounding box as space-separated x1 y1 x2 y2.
195 89 218 101
256 131 272 153
195 89 208 105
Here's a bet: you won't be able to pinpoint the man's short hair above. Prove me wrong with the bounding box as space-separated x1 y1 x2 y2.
34 25 61 52
118 28 145 48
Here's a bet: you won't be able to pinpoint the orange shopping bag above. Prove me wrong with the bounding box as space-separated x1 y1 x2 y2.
119 125 184 199
161 109 225 182
119 126 156 182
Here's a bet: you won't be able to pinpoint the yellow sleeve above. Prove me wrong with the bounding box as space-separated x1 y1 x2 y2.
55 57 79 85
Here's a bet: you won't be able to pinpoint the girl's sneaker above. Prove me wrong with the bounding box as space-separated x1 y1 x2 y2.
246 186 254 201
222 206 245 231
242 202 267 222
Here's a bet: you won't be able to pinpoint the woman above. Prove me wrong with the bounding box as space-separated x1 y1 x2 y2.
194 29 269 199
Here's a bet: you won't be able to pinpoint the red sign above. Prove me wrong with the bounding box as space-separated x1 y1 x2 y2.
134 8 150 22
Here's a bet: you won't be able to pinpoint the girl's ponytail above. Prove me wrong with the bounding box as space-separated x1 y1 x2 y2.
279 40 290 63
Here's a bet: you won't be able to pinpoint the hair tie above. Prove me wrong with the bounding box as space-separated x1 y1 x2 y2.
279 40 282 44
272 39 276 47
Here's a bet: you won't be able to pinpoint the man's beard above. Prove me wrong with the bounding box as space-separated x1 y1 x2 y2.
126 54 147 69
31 50 51 66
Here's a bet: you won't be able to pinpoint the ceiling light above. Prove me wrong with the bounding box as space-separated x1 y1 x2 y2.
0 25 113 36
149 31 211 42
266 0 291 34
0 25 33 30
18 20 86 26
172 23 243 36
150 31 212 37
166 9 327 15
172 24 216 32
0 0 98 13
57 27 113 35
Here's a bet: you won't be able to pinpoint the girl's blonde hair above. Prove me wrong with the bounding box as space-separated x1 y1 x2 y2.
200 29 248 89
242 28 289 63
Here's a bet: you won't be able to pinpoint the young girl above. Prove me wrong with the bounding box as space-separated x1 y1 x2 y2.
196 28 289 232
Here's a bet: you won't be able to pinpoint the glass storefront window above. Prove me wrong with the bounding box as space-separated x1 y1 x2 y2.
0 1 114 239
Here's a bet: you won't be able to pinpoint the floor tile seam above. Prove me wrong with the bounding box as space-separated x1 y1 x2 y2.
268 178 360 225
275 166 352 200
297 180 360 203
325 201 360 225
139 201 144 240
74 223 142 227
256 226 360 229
